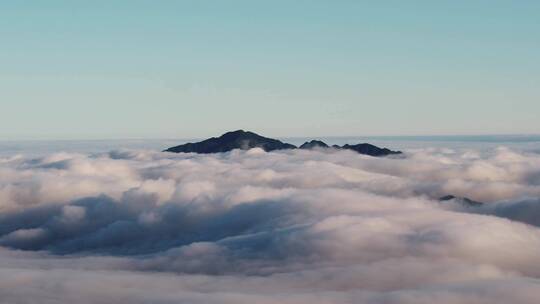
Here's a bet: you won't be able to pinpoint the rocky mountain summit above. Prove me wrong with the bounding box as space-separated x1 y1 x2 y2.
299 140 329 149
165 130 402 157
164 130 296 154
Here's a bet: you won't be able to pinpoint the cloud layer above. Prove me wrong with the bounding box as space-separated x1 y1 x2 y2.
0 147 539 303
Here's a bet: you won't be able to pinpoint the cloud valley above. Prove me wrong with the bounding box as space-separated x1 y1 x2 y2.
0 147 540 303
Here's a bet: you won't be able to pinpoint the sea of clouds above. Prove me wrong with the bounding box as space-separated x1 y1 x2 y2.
1 145 540 303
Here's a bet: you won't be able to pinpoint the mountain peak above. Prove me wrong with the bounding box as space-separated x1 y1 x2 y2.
299 140 330 149
164 130 402 157
223 129 247 136
164 130 296 153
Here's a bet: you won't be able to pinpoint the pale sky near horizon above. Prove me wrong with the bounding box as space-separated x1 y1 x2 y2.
1 1 539 140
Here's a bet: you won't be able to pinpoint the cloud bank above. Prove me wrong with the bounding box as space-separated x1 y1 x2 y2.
0 147 539 303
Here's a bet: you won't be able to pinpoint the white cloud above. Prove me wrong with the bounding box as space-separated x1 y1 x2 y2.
0 147 539 303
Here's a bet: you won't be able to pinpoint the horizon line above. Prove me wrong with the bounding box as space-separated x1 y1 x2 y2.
2 133 540 142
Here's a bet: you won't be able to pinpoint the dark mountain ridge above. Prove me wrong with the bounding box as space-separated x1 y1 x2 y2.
341 143 402 157
439 195 484 207
165 130 402 157
299 140 329 149
164 130 296 154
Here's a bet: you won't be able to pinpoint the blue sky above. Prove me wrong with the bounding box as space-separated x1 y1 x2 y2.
1 1 539 139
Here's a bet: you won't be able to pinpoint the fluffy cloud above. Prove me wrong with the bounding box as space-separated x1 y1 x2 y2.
0 147 539 303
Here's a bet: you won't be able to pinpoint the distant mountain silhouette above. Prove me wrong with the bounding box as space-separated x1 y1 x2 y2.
164 130 296 153
300 140 402 157
299 140 329 149
439 195 484 207
341 143 403 157
165 130 402 157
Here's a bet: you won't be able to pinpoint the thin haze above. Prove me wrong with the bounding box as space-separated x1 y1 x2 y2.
1 1 539 139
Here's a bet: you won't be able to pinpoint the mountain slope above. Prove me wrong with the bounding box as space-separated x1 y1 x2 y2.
164 130 297 153
165 130 402 157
